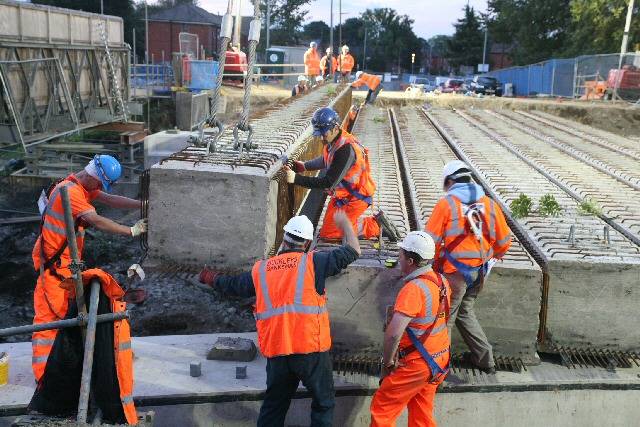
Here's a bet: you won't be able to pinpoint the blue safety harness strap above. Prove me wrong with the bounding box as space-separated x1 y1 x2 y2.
334 179 372 207
406 328 449 383
443 251 488 290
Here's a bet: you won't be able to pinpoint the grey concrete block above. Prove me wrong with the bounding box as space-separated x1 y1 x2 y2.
207 337 257 362
190 361 202 377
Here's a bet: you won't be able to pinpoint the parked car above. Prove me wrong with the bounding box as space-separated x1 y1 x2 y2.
442 78 464 93
462 78 474 92
471 76 502 96
413 77 438 92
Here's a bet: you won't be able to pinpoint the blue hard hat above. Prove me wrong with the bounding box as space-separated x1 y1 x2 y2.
311 107 340 137
93 154 121 192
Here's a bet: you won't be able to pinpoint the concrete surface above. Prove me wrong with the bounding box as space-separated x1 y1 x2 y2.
2 333 640 427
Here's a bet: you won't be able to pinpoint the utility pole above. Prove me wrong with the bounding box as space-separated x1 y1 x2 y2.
132 29 136 65
145 1 149 131
266 0 270 51
329 0 334 76
339 0 342 49
619 0 635 70
101 0 103 15
482 26 488 69
362 23 367 71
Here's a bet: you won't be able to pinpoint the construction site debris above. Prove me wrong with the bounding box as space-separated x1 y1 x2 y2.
207 337 257 362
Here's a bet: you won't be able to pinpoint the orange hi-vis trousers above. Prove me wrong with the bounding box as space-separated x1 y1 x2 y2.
32 270 71 382
370 357 442 427
319 198 380 240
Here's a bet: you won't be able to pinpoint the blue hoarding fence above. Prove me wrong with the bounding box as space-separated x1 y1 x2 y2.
485 58 576 97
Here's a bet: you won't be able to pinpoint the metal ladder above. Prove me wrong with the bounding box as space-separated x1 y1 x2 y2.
97 21 128 123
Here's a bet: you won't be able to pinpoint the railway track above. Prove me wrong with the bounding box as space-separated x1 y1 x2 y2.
426 108 640 262
487 109 640 190
454 109 640 246
524 110 640 159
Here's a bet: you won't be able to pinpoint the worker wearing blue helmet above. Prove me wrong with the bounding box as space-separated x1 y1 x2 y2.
31 155 146 383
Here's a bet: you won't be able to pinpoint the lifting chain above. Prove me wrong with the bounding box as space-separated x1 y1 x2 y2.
233 0 261 157
193 1 234 152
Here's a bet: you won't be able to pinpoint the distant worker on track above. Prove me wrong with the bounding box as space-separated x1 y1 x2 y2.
370 231 451 427
338 45 355 83
425 160 512 375
352 71 383 104
31 155 146 383
292 75 309 96
320 47 338 79
304 41 321 81
283 107 400 241
198 212 361 426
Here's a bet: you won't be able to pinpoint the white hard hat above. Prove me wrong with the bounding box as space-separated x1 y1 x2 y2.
298 75 308 82
326 47 332 54
310 41 317 48
398 231 435 260
342 45 349 51
442 160 471 185
355 71 363 79
283 215 314 241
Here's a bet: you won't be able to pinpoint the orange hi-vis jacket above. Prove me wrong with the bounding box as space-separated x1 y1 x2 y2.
352 73 381 91
83 269 137 425
32 175 98 277
339 53 355 73
322 131 376 204
251 251 331 358
320 55 338 74
426 190 512 275
395 268 451 374
304 48 321 75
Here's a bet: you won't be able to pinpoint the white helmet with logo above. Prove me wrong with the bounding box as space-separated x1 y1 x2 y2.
398 231 435 260
283 215 314 241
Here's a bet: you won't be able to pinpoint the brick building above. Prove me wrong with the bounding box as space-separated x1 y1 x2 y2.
148 3 249 63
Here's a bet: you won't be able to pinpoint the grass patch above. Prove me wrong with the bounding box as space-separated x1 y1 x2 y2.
538 194 562 217
509 194 533 219
578 198 602 216
372 116 386 123
326 86 337 96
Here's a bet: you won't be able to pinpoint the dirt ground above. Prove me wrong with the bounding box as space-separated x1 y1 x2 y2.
354 91 640 137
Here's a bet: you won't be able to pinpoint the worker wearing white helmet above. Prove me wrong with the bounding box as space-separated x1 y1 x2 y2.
320 47 337 78
304 41 321 80
339 44 355 83
292 75 309 97
370 231 451 426
198 210 361 425
425 160 512 375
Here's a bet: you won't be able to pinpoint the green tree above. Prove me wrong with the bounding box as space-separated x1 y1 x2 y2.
302 21 330 46
566 0 640 55
447 5 484 72
361 8 421 72
487 0 571 64
259 0 312 46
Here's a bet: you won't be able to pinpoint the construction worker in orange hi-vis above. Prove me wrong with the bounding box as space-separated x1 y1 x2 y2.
282 107 400 241
304 41 321 80
352 71 383 104
370 231 451 427
320 47 338 79
426 160 512 375
31 155 146 384
198 212 361 426
338 45 355 82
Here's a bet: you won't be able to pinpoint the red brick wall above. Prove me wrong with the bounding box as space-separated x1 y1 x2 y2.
148 21 220 63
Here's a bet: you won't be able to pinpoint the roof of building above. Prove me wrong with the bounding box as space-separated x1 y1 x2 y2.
149 3 252 36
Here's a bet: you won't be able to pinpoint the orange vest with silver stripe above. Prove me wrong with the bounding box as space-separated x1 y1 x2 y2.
322 131 376 201
251 251 331 358
32 176 92 273
399 270 450 363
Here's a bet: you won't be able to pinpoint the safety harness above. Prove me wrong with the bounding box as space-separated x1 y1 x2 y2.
435 199 492 290
399 273 450 384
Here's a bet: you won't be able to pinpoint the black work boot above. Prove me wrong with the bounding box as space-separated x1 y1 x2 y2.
461 352 496 375
374 210 400 242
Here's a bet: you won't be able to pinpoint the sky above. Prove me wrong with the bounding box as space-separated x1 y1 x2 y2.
196 0 488 40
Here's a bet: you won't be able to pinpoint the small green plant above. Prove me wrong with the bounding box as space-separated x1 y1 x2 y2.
326 86 337 96
510 194 533 219
538 194 562 217
578 198 602 216
372 116 385 123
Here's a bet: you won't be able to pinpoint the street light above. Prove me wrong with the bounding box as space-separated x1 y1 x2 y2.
411 53 415 75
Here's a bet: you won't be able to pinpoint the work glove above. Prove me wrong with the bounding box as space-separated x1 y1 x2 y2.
199 266 220 286
285 168 296 184
130 219 148 237
292 161 306 173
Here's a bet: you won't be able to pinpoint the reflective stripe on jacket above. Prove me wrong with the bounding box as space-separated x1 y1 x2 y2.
304 49 321 75
426 194 512 274
339 53 355 72
251 251 331 358
322 131 376 201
